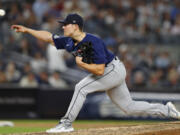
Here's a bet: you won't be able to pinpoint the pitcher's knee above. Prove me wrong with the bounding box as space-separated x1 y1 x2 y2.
119 106 134 115
124 104 145 115
75 84 89 97
75 83 81 91
119 102 137 115
124 108 135 115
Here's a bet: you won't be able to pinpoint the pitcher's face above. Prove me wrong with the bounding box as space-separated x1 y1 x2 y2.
62 24 77 37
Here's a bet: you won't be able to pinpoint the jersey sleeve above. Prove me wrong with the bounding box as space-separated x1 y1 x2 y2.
52 34 67 49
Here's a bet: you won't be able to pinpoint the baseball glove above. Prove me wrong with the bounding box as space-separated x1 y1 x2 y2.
72 41 94 64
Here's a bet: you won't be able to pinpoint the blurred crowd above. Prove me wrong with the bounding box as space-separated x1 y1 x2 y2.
0 0 180 90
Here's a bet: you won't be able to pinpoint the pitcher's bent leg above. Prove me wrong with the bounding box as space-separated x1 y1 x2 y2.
64 64 118 122
107 80 169 118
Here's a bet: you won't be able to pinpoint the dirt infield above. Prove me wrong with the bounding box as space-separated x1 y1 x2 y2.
7 121 180 135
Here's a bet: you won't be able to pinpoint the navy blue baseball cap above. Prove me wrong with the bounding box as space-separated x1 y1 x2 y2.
58 13 84 29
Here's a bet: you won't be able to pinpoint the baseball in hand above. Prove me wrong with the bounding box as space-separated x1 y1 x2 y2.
0 9 6 16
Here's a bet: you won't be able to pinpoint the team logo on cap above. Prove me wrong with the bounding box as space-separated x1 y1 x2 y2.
73 20 76 23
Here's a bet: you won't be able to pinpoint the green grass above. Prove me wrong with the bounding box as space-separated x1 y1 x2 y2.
0 120 56 134
0 127 46 134
0 119 168 134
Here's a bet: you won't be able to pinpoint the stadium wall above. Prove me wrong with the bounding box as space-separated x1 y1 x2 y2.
0 87 180 119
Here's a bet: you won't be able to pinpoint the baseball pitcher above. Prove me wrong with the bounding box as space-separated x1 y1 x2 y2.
11 13 180 133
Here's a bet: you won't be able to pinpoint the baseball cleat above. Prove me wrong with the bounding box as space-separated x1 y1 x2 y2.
166 102 180 120
46 120 74 133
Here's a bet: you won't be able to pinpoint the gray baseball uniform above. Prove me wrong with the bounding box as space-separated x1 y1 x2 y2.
46 13 180 134
63 57 168 122
52 33 169 123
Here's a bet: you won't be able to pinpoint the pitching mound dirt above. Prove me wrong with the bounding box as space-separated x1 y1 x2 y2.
7 121 180 135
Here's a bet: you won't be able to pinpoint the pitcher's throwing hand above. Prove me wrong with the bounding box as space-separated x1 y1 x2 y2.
11 25 28 33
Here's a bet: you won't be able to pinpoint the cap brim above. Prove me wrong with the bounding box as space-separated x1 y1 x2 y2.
58 20 70 26
58 20 65 23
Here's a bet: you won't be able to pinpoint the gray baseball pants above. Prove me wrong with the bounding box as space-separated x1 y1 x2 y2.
63 58 169 122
